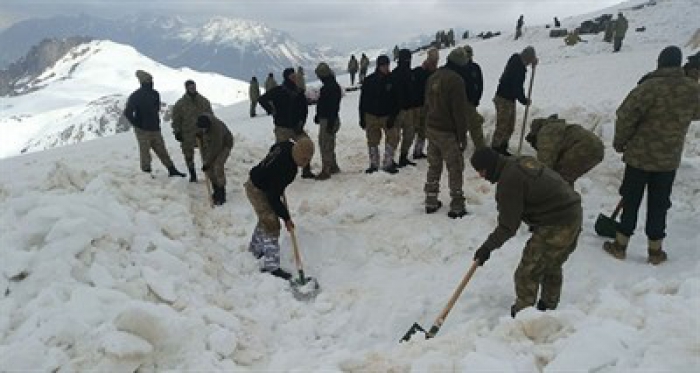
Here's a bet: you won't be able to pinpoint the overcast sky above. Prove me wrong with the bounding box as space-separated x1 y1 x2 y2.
0 0 625 50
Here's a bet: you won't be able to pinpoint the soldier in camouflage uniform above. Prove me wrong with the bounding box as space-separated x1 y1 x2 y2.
492 46 537 156
264 73 278 92
603 19 615 43
423 48 471 218
172 80 213 182
246 138 314 280
604 46 700 265
564 29 582 46
359 53 370 84
411 48 440 159
613 12 628 52
525 115 604 185
249 77 260 118
348 55 359 85
197 113 234 205
471 148 582 317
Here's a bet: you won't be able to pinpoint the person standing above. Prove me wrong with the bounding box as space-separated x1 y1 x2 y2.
196 113 234 205
348 55 359 86
313 62 342 180
359 55 400 174
515 15 525 40
554 17 561 28
124 70 185 177
613 12 628 52
359 53 370 84
492 46 538 156
423 48 471 218
171 79 213 182
264 73 278 91
249 76 261 118
258 68 315 178
525 115 604 185
460 44 486 150
603 46 700 265
392 48 420 168
245 138 315 280
470 148 582 317
411 47 440 160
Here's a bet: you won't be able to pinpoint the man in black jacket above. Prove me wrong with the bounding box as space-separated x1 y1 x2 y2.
359 55 400 174
492 46 537 155
258 68 315 178
392 49 421 168
460 45 486 150
313 62 342 180
124 70 185 177
244 138 315 280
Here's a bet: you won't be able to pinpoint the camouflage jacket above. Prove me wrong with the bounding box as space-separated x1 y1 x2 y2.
424 64 469 146
615 16 628 37
480 156 582 252
348 57 359 73
527 118 604 170
200 113 234 167
171 93 213 138
265 76 278 91
615 67 700 171
249 80 261 101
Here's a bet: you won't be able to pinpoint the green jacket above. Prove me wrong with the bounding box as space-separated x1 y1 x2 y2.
200 113 234 167
249 80 260 101
425 66 469 146
615 16 628 37
480 156 582 252
172 93 213 139
527 117 604 170
615 67 700 171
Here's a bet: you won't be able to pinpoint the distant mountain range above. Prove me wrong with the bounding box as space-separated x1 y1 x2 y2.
0 13 342 80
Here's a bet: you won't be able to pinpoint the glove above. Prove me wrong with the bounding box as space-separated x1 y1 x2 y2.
201 164 210 172
386 116 396 129
314 115 320 124
474 245 492 266
174 132 183 142
360 116 366 130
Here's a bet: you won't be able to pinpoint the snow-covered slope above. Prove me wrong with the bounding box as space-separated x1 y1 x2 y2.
1 0 699 371
0 40 248 158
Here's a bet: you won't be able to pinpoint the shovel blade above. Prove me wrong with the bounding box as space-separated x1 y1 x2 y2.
290 276 320 301
594 213 618 238
400 322 426 343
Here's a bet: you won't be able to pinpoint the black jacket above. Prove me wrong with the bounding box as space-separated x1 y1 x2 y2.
392 62 420 110
359 70 399 118
316 76 342 122
462 61 484 106
249 141 298 221
412 65 434 107
495 53 528 104
124 82 161 131
258 80 308 130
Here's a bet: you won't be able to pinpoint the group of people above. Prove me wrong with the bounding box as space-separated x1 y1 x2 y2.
124 39 700 316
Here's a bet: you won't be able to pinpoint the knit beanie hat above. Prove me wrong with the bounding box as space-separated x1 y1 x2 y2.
315 62 333 78
185 79 196 88
657 46 682 68
521 46 537 63
135 70 152 83
470 147 500 181
447 47 468 66
292 137 315 166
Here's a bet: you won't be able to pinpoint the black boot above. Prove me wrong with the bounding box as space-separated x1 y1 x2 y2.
426 200 443 214
398 154 417 167
263 268 292 280
448 209 468 219
365 166 379 174
188 166 197 182
167 166 186 177
383 161 399 174
301 165 316 179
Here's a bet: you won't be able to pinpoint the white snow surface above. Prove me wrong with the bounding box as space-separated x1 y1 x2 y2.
1 0 699 371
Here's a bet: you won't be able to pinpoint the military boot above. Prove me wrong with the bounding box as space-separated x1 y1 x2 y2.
330 164 341 174
188 166 197 183
366 146 380 174
382 145 399 174
647 239 667 265
398 153 417 167
301 165 316 179
263 268 292 280
315 168 332 180
603 232 629 260
425 200 442 214
167 166 186 177
447 192 468 219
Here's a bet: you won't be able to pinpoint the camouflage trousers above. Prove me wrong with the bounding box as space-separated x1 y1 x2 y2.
396 107 421 156
318 118 340 171
274 126 311 143
424 128 465 212
204 146 231 188
555 141 605 184
413 106 427 157
180 134 199 169
133 127 175 172
492 96 516 148
465 102 486 150
513 217 582 313
245 180 281 271
365 113 399 167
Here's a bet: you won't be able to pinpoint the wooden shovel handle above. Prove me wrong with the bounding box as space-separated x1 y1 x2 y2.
611 199 624 220
282 195 305 276
429 261 479 336
516 65 536 156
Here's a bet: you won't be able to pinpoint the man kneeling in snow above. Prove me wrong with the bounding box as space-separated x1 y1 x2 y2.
244 138 314 280
470 148 582 317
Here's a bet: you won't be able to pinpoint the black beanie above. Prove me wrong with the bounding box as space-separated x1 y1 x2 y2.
283 68 295 81
185 79 195 88
398 49 412 63
376 55 390 66
657 46 682 68
470 148 500 180
197 114 212 129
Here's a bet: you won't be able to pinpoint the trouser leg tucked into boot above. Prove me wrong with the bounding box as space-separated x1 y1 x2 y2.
301 164 315 179
447 191 467 219
603 232 629 260
413 138 426 159
366 146 379 174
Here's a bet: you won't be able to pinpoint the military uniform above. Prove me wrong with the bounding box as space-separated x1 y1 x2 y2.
249 77 261 117
348 56 359 85
198 113 234 205
471 150 582 315
613 14 628 52
264 74 278 91
314 62 342 179
392 49 421 167
171 87 213 177
492 49 534 154
606 60 700 263
564 32 582 46
411 48 439 159
526 117 604 184
359 54 370 83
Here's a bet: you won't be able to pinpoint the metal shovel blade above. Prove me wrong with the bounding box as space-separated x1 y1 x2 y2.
290 276 320 301
594 213 618 239
400 322 426 343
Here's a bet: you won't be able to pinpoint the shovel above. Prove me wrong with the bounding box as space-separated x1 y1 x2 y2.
595 199 623 239
400 261 479 342
283 195 321 301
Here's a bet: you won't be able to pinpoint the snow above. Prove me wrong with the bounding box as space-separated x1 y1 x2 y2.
1 0 699 371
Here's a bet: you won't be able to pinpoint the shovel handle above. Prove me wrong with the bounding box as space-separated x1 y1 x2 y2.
516 64 536 156
610 199 624 220
282 195 306 279
427 260 479 338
